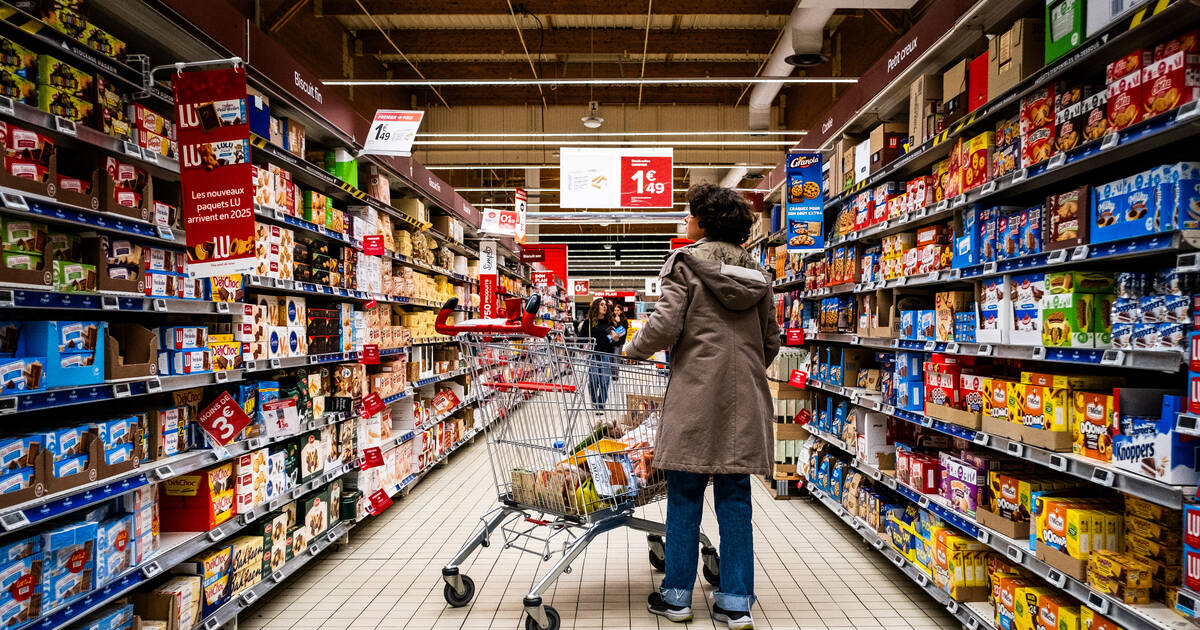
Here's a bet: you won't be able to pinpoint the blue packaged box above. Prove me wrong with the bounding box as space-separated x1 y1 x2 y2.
830 461 845 500
0 535 39 565
247 91 271 139
94 516 132 586
1019 205 1043 257
104 444 133 466
0 436 41 472
917 310 936 341
38 427 85 461
0 556 41 627
40 520 98 609
996 211 1020 260
1151 162 1200 231
979 207 1000 263
0 357 46 393
52 454 88 478
56 321 101 353
898 380 924 412
90 416 135 450
1112 395 1199 485
900 310 918 340
76 603 134 630
895 351 923 382
16 321 105 387
953 206 979 268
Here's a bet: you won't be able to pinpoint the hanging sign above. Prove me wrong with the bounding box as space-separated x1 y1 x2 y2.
786 328 806 345
532 272 554 287
361 110 423 157
784 151 825 253
362 392 385 417
361 447 383 469
788 370 808 389
479 240 499 319
515 187 527 245
359 344 380 364
480 207 522 237
560 147 673 209
198 391 254 446
571 279 590 296
644 277 662 297
172 66 256 278
363 235 384 256
367 488 393 514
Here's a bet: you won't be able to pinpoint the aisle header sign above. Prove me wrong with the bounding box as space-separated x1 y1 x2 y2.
479 240 499 319
480 187 527 241
784 151 824 253
361 110 423 157
559 148 673 209
172 66 256 278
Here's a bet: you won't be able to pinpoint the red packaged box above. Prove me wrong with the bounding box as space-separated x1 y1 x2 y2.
896 450 912 485
968 51 989 112
907 176 935 211
886 194 906 220
1186 504 1200 549
853 192 873 230
1143 50 1198 118
916 224 950 246
1019 86 1055 167
909 455 941 494
872 193 890 224
1106 50 1151 130
1191 374 1200 414
1187 546 1200 593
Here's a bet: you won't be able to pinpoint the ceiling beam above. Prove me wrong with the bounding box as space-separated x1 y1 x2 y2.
322 0 793 15
408 86 746 104
356 29 776 56
365 61 762 80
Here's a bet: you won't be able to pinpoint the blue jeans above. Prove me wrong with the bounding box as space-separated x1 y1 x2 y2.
588 356 611 409
660 470 754 612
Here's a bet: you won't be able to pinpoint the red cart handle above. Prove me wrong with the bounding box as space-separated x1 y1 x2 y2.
434 295 552 337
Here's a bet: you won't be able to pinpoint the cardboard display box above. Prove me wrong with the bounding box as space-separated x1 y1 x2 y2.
925 401 983 430
105 322 160 380
1036 540 1088 581
942 59 969 125
909 74 943 146
977 506 1031 540
989 19 1044 101
982 415 1073 451
869 123 908 174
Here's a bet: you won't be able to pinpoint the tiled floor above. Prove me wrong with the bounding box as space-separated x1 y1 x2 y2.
240 439 962 630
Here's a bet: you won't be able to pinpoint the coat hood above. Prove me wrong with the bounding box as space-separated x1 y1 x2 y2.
663 239 770 311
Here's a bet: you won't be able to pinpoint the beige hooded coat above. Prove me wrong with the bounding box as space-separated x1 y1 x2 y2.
622 239 780 475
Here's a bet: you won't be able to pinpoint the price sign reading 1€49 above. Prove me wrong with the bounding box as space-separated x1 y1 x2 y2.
619 155 673 208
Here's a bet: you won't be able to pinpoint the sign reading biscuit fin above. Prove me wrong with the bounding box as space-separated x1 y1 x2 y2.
173 65 257 278
784 151 824 253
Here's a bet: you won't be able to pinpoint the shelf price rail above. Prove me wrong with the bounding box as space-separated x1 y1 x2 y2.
797 419 1193 630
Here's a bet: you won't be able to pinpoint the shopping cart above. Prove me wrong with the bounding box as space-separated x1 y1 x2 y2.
433 295 720 630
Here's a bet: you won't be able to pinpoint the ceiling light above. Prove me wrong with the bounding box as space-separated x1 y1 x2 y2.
413 140 798 146
322 76 858 87
603 244 613 250
786 52 831 66
418 131 807 137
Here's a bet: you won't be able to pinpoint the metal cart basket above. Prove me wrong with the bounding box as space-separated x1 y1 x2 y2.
434 296 719 630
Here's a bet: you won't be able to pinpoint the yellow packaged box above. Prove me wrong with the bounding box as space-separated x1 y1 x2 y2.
1036 497 1092 559
1034 594 1079 630
982 378 1013 422
1088 550 1153 588
1013 585 1056 630
1018 372 1073 431
1072 391 1113 461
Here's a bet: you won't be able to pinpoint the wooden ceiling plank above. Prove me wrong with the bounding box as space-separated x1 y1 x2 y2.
323 0 792 15
356 28 776 56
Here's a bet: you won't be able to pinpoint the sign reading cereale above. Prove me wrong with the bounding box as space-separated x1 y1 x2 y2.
560 147 673 209
361 110 424 157
172 66 256 278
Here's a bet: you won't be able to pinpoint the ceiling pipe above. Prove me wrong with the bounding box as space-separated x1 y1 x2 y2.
720 165 750 188
749 0 919 131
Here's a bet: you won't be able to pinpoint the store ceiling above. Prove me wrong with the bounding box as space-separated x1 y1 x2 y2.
239 0 914 289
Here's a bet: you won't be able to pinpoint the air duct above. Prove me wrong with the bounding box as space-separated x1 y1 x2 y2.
749 0 919 131
720 166 750 188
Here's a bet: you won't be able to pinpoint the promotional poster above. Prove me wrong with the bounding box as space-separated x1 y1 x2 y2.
785 151 824 253
173 66 256 277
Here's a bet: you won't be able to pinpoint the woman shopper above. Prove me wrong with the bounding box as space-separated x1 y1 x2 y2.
622 184 780 630
577 297 616 409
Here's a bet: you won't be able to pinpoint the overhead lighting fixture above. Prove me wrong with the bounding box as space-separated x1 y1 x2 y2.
419 131 807 137
413 140 799 146
459 187 765 193
322 76 858 87
582 101 604 129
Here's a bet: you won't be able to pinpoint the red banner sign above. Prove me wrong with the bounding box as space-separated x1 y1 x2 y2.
362 392 385 417
620 155 673 208
572 279 589 296
521 249 545 263
365 298 377 310
361 446 383 469
367 488 393 515
198 391 254 446
363 235 384 256
359 344 380 364
479 239 499 319
532 272 554 287
172 67 256 277
670 238 695 250
788 370 808 390
786 329 806 346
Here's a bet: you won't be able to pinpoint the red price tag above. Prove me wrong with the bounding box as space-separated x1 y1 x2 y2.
363 235 384 256
367 488 392 515
360 344 380 364
786 329 806 346
365 298 377 310
198 391 253 446
362 392 385 417
361 446 383 469
619 155 673 208
788 370 808 390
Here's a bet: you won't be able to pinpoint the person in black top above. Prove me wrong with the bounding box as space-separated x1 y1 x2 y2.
577 298 615 408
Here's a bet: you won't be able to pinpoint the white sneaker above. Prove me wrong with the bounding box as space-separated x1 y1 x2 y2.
712 605 754 630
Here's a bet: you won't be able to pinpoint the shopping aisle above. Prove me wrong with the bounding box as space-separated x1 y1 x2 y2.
240 437 961 630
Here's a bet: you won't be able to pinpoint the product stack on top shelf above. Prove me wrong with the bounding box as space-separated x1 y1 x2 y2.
0 1 534 629
754 0 1200 629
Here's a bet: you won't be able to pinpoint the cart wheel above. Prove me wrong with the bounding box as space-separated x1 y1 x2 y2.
443 575 475 607
701 548 720 587
648 548 666 571
525 605 561 630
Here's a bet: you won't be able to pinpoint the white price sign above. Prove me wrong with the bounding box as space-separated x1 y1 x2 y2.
480 187 527 239
559 147 673 209
570 279 590 296
361 110 423 157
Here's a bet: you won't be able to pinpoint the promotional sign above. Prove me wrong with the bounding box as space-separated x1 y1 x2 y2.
521 249 546 263
670 238 695 250
532 272 553 287
479 240 499 319
362 392 385 417
784 151 825 253
571 279 590 297
198 391 254 446
366 488 393 515
596 290 637 299
261 398 299 437
361 110 423 157
789 370 808 389
560 147 673 209
480 206 522 238
361 446 383 470
786 328 806 345
515 187 527 245
363 235 384 256
359 344 380 365
172 67 256 277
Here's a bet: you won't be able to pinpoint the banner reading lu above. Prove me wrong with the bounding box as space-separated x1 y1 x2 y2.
172 66 256 277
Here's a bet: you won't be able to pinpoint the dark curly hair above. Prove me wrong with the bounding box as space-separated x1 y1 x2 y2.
687 183 754 244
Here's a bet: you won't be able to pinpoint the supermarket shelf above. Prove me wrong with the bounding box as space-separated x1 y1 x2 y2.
0 370 242 416
804 377 1196 509
826 102 1200 251
412 368 471 388
427 229 479 258
819 0 1199 218
805 485 994 630
244 273 460 310
804 426 1193 630
193 519 355 630
0 286 223 314
805 331 1186 372
0 184 182 245
415 395 478 433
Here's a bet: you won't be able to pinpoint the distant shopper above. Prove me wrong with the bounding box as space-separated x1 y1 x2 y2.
607 304 628 370
623 184 779 630
577 297 616 409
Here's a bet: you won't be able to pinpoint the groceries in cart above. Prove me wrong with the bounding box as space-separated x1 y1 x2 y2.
510 392 663 514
